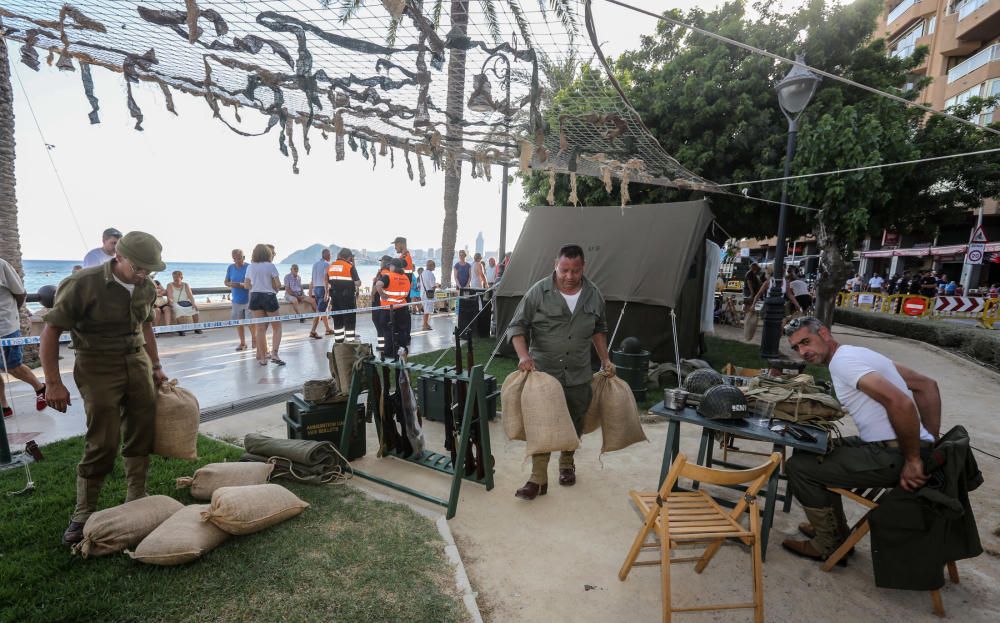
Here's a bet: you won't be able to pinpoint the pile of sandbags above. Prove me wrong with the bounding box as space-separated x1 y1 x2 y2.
501 370 579 455
175 462 274 501
153 379 200 460
77 478 309 566
584 372 648 453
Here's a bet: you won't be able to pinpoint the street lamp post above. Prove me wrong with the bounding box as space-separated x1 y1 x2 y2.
760 54 821 359
467 51 512 259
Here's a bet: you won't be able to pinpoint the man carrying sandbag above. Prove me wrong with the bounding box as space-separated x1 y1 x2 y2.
508 244 614 500
40 231 169 545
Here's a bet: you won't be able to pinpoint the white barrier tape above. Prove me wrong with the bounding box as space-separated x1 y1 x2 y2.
1 288 494 347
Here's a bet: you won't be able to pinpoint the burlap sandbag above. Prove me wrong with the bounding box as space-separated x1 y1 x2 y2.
128 504 229 566
522 371 580 455
333 342 372 395
598 375 648 453
201 484 309 536
582 373 607 435
500 370 528 441
74 495 184 558
154 379 200 460
176 462 274 501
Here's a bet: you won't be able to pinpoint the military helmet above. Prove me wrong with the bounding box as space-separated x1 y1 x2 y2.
697 384 750 420
683 368 725 395
619 336 643 354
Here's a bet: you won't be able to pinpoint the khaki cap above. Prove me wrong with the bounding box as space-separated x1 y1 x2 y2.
117 231 166 272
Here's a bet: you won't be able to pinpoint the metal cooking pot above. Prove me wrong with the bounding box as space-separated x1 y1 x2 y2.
663 388 689 411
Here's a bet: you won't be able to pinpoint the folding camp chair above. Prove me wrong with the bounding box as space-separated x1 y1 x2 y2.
619 452 782 623
823 487 960 617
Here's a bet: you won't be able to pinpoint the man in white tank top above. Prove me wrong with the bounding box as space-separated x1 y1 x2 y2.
781 316 941 563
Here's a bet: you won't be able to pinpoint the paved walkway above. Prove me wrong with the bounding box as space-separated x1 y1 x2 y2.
2 311 457 447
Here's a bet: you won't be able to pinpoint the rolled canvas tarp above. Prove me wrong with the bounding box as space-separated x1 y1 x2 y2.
494 201 713 361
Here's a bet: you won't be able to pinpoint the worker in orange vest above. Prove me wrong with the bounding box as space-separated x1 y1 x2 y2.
371 255 393 354
327 248 362 343
375 258 413 357
392 236 415 281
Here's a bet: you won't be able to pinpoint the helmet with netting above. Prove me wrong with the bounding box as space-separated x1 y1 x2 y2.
683 368 725 395
697 385 750 421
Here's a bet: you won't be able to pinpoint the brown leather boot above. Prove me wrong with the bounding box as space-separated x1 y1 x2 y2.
515 481 548 500
558 468 576 486
62 520 86 546
781 538 847 567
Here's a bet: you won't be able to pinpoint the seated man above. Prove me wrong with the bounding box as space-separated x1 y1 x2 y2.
781 316 941 562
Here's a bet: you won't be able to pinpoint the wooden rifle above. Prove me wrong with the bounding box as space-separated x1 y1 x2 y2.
466 330 486 480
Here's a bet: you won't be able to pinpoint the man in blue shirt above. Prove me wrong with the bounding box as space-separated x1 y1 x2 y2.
224 249 254 351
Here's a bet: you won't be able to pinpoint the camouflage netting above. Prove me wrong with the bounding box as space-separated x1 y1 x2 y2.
0 1 716 197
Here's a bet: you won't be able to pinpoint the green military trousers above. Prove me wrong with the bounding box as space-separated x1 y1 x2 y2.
786 436 904 509
73 350 157 479
530 382 593 485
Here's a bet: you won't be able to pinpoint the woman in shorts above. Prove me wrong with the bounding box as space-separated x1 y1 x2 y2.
245 243 284 366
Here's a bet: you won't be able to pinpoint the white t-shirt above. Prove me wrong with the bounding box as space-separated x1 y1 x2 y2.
829 345 933 443
560 290 581 313
245 262 279 294
421 269 437 291
0 258 25 336
869 276 884 289
789 279 809 297
113 275 135 296
82 247 114 268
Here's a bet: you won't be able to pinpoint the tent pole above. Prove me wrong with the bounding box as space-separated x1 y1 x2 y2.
609 301 629 346
670 308 682 389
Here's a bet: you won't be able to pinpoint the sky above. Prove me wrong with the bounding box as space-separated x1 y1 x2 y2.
9 0 716 263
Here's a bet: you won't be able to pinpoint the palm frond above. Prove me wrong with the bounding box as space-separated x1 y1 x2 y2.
549 0 578 42
507 0 533 49
535 0 547 18
386 17 400 47
432 0 445 31
479 0 502 44
332 0 365 25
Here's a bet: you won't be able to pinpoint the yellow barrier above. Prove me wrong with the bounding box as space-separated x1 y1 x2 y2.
836 291 1000 326
982 298 1000 329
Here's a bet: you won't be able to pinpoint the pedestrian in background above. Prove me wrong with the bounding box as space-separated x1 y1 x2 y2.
486 256 498 286
421 260 437 331
0 257 48 419
81 228 122 268
225 248 253 350
167 270 202 336
283 264 317 321
245 243 283 366
309 249 334 339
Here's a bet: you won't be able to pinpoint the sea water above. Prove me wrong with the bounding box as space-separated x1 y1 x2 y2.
21 259 383 307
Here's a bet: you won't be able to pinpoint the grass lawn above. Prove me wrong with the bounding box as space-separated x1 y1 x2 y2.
409 335 829 414
0 435 465 623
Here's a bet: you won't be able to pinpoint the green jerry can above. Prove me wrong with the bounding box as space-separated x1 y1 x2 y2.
611 348 650 401
283 393 366 461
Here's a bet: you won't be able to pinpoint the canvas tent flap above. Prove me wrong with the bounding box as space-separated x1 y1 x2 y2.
495 201 714 309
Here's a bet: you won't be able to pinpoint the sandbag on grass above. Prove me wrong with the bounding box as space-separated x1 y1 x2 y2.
500 370 528 441
128 504 229 566
201 484 309 536
176 462 274 501
75 495 184 558
154 379 200 460
522 371 579 455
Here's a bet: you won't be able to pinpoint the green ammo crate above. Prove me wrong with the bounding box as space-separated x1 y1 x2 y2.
283 393 366 461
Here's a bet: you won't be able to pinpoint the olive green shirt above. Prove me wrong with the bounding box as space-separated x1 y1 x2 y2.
45 261 156 353
507 273 608 386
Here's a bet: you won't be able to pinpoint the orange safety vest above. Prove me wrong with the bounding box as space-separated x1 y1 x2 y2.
380 272 410 307
327 259 353 283
399 251 414 274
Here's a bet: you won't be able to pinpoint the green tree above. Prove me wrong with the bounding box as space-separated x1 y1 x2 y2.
523 0 1000 326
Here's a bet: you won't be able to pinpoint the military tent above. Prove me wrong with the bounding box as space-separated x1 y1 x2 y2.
494 200 715 362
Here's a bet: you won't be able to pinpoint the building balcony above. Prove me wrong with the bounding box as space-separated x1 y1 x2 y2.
885 0 938 38
946 43 1000 91
936 11 983 55
956 0 1000 40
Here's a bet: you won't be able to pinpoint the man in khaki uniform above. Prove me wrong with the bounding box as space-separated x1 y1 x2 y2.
508 244 614 500
40 231 169 545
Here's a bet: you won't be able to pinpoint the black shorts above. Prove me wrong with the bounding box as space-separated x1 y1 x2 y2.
249 292 280 313
795 294 812 310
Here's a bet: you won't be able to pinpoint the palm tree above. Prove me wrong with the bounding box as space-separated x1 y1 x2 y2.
0 25 30 341
328 1 575 286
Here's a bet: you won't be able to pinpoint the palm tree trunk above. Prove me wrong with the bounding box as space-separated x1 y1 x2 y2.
0 28 33 353
439 0 469 289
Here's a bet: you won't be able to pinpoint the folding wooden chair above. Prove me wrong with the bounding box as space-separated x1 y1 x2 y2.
823 487 960 617
619 452 782 623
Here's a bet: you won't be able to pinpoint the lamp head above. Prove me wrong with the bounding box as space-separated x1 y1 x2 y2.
467 73 495 113
776 53 821 118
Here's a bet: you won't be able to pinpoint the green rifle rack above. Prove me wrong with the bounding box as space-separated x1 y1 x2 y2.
338 357 495 519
